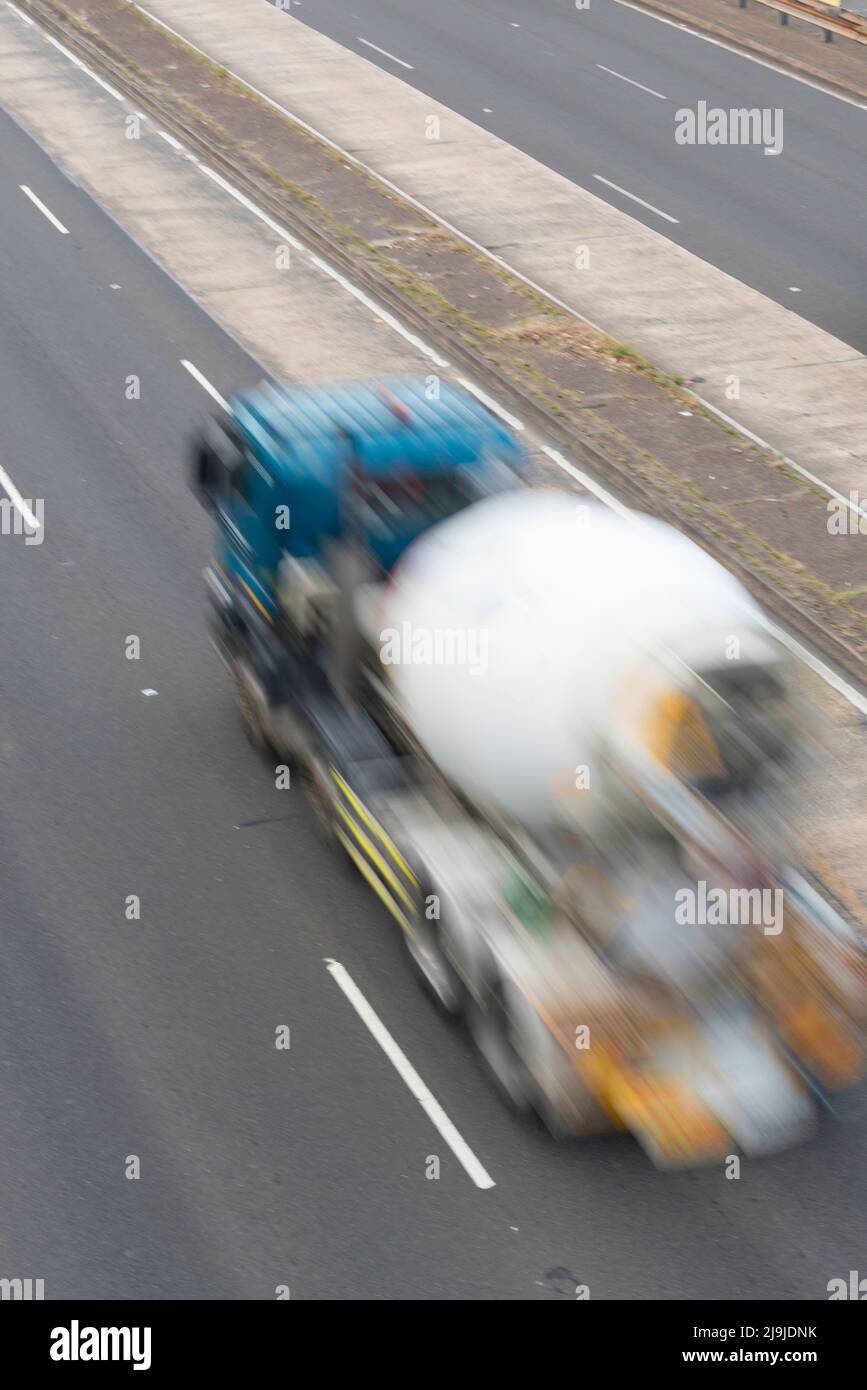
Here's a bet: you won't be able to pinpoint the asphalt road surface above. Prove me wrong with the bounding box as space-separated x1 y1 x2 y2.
2 100 867 1300
274 0 867 353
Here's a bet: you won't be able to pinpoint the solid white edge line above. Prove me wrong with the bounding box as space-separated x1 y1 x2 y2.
540 446 631 519
196 162 304 249
694 394 867 526
324 959 496 1189
610 0 867 114
763 619 867 717
457 378 524 430
18 1 867 715
592 174 679 223
306 253 450 368
197 158 448 367
43 32 125 100
6 1 34 23
0 463 40 532
19 184 69 234
180 360 230 411
596 64 667 99
357 36 414 70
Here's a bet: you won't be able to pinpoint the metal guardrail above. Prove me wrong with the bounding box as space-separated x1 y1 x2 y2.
743 0 867 44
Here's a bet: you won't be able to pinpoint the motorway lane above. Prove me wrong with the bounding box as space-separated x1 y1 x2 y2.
0 106 541 1300
275 0 867 352
2 100 867 1300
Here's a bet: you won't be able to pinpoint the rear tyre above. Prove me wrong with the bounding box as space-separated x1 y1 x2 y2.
301 754 346 855
404 881 464 1017
468 976 611 1139
467 976 537 1118
230 656 275 757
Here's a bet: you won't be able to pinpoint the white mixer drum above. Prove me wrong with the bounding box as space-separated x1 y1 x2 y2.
378 490 763 832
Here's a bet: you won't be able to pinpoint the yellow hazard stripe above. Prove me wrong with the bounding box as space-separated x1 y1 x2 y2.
334 824 413 936
330 769 418 887
239 577 273 624
333 802 414 911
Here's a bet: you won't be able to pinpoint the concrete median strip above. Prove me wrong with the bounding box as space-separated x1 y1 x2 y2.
125 0 867 496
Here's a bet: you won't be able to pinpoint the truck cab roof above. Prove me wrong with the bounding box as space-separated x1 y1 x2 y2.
230 377 523 480
227 377 526 566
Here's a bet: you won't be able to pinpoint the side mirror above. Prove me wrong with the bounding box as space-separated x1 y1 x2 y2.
190 418 241 512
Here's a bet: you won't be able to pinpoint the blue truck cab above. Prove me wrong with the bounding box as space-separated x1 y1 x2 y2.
192 377 526 627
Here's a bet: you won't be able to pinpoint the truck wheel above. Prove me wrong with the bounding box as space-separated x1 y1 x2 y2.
302 756 343 851
231 656 275 756
469 977 610 1139
405 882 464 1017
467 976 537 1119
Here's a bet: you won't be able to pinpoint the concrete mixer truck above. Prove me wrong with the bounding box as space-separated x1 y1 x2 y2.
191 376 867 1168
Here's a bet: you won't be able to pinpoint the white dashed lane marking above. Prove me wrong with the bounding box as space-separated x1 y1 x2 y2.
19 184 69 233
